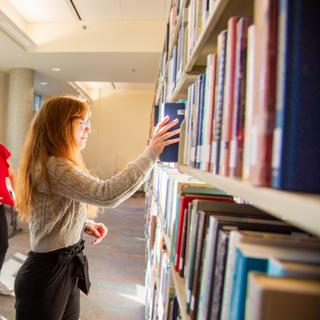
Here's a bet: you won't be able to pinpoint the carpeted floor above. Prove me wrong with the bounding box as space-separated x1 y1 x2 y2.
0 195 146 320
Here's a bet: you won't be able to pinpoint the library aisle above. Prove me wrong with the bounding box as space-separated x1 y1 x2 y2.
0 196 146 320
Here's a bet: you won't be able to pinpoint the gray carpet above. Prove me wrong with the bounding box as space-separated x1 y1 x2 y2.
0 196 146 320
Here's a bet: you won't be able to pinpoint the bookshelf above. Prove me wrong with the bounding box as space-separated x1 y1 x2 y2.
146 0 320 319
179 165 320 237
171 269 191 320
185 0 253 71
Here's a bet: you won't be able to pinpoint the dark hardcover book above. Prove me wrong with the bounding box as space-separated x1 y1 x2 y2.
271 0 320 192
153 105 159 127
159 102 186 162
211 230 229 320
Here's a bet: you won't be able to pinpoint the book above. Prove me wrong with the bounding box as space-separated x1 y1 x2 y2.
229 17 252 178
242 25 255 180
271 0 320 192
199 215 301 320
246 272 320 320
250 0 278 186
267 259 320 280
229 238 320 320
189 210 207 318
201 54 217 172
220 16 239 176
195 74 206 169
153 105 160 127
174 193 232 273
211 29 228 174
159 102 186 162
220 230 316 320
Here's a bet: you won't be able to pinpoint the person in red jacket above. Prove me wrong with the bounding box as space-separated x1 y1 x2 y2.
0 143 15 296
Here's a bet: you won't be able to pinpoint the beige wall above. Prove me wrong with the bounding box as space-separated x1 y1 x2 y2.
83 89 154 179
0 71 9 144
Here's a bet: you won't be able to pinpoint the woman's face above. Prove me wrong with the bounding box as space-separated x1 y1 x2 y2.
72 113 91 150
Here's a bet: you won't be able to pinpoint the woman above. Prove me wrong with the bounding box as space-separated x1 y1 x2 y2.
0 143 15 296
14 95 180 319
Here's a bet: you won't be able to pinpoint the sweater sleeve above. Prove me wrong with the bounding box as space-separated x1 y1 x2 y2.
46 147 159 207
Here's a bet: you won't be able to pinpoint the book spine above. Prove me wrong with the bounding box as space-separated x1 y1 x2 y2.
229 17 251 178
207 54 217 172
250 0 278 186
200 54 213 171
211 30 228 174
271 0 289 189
210 230 229 320
196 74 206 169
272 0 320 191
242 25 255 181
219 16 239 176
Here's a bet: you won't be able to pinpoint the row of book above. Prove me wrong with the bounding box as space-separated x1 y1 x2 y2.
157 0 320 192
156 0 220 105
145 165 320 320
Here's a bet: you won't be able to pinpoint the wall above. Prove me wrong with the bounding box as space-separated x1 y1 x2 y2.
83 89 154 179
0 71 9 144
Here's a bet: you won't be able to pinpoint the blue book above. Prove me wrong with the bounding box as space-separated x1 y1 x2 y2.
267 258 320 280
196 73 206 169
159 102 185 162
229 247 268 320
272 0 320 192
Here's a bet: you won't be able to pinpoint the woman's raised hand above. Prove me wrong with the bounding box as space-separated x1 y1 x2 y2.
148 116 181 156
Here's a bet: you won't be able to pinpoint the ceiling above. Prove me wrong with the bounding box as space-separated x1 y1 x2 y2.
0 0 170 99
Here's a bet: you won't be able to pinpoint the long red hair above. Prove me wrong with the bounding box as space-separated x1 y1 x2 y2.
16 96 91 220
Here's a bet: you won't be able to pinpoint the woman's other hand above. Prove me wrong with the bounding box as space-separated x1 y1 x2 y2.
84 221 108 245
148 116 181 156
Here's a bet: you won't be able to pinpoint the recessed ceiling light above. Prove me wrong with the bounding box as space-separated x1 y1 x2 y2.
40 82 48 86
52 67 61 72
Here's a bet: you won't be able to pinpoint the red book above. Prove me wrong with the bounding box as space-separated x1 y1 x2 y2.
250 0 278 186
219 16 239 176
229 17 252 177
174 194 233 273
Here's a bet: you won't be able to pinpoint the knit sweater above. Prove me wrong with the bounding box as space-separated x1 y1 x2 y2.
30 147 158 252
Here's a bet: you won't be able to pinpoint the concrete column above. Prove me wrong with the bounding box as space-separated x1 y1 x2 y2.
6 68 34 169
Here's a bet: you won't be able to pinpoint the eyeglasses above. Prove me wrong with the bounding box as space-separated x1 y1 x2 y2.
79 119 91 130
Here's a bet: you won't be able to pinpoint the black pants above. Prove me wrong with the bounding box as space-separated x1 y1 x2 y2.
0 204 9 271
14 240 89 320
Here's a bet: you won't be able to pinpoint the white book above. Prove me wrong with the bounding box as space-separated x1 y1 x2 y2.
242 25 255 180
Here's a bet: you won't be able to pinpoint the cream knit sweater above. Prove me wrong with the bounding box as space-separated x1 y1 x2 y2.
29 147 158 252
